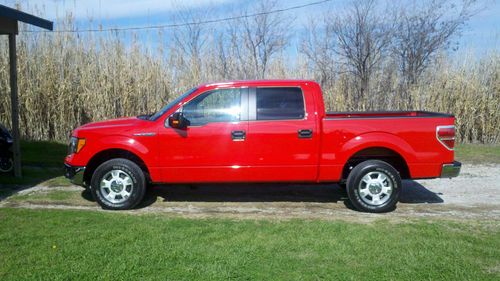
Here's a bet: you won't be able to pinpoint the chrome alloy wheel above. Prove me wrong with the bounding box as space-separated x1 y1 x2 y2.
358 171 393 206
99 169 134 204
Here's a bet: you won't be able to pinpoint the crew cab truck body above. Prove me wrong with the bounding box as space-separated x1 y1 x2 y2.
64 80 461 212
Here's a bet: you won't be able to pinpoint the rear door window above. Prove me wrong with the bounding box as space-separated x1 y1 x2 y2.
256 87 305 120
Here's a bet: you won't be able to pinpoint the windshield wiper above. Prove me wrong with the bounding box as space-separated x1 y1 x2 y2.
137 113 153 120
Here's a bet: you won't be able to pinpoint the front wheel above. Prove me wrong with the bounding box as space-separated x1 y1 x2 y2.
0 157 13 173
90 158 146 210
346 160 401 213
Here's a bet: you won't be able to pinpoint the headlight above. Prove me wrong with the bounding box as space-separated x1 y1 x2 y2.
68 137 86 154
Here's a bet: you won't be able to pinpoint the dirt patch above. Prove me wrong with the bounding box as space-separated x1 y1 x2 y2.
486 264 500 274
1 164 499 222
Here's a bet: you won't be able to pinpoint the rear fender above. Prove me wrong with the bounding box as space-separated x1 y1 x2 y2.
338 132 416 165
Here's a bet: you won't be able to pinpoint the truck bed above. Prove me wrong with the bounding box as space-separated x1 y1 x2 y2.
320 110 455 181
326 111 453 119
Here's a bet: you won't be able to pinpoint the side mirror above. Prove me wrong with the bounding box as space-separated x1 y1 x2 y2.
168 112 190 129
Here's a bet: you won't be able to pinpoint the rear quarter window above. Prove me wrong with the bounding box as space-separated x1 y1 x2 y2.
256 87 305 120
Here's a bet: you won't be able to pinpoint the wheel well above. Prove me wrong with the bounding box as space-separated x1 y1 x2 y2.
341 147 410 181
83 149 150 185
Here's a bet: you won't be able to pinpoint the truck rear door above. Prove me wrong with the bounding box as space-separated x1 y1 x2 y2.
245 86 320 181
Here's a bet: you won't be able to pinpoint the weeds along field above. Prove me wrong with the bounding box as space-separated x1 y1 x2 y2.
0 21 498 144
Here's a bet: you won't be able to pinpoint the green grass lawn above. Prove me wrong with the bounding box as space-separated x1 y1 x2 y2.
0 143 499 280
0 140 68 186
0 208 498 281
0 166 66 185
455 144 500 164
20 140 67 167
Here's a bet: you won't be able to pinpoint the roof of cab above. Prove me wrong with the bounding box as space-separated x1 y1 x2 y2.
198 79 318 89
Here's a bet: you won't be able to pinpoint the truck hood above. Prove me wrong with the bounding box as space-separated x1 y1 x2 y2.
75 117 148 134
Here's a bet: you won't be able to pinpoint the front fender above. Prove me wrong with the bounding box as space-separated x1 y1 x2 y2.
96 135 149 155
66 134 156 168
92 135 154 165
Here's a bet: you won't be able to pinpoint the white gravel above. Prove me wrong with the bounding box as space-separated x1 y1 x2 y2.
404 164 500 206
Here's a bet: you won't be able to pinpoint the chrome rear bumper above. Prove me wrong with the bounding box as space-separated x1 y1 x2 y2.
440 161 461 178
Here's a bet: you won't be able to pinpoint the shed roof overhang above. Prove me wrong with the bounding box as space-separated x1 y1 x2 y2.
0 4 53 34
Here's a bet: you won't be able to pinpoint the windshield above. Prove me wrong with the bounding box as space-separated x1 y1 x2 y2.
149 87 198 121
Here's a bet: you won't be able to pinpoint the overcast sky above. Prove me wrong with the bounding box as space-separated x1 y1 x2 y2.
1 0 498 55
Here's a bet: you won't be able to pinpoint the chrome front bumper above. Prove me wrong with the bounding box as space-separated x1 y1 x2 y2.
440 161 461 178
64 163 86 186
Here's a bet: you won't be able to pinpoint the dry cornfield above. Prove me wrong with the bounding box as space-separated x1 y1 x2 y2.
0 18 498 144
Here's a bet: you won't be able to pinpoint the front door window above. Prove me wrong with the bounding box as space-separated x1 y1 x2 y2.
183 89 241 126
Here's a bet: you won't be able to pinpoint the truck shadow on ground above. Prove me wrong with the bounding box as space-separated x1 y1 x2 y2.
400 180 444 204
135 180 443 209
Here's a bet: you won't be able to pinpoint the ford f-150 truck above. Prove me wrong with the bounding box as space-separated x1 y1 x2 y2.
64 80 461 212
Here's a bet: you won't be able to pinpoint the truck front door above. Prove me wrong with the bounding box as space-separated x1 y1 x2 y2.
158 87 249 183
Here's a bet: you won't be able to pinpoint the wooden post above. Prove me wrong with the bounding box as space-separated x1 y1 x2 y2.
8 33 22 178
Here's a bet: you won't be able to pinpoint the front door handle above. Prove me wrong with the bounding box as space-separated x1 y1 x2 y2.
231 130 246 141
298 129 313 138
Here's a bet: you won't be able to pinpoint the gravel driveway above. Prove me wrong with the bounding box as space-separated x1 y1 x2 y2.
2 164 499 222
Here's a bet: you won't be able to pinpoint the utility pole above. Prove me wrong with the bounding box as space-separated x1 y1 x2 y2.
9 30 22 177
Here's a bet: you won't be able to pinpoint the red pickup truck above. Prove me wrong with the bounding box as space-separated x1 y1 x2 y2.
65 80 461 212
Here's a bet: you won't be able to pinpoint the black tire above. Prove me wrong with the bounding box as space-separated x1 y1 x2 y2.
0 157 13 173
346 160 401 213
90 158 146 210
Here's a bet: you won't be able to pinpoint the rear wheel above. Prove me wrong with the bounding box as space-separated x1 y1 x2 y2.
346 160 401 213
90 158 146 210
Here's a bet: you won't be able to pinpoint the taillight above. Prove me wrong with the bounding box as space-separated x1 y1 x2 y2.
436 125 455 150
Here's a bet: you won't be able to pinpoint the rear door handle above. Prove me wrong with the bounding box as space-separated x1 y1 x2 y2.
231 130 246 141
298 129 313 138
